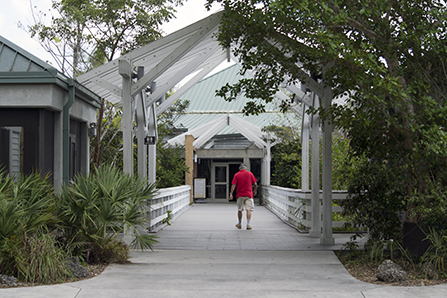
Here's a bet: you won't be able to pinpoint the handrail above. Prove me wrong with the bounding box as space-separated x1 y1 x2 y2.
262 185 350 231
146 185 191 231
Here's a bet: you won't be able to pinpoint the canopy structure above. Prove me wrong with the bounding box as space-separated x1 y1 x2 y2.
77 11 336 245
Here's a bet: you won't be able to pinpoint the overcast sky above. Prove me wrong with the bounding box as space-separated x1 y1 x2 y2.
1 0 222 69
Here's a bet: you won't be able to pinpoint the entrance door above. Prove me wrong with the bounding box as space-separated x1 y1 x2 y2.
213 164 228 201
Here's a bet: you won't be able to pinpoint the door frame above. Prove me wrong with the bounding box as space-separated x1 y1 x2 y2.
211 163 229 202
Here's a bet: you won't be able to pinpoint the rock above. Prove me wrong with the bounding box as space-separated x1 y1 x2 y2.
67 257 90 279
0 274 20 287
377 259 407 282
421 262 439 279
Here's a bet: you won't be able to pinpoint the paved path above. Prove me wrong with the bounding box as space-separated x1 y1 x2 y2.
152 202 362 251
2 203 447 297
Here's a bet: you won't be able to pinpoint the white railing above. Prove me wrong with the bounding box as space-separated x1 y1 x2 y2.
146 185 191 231
262 185 349 231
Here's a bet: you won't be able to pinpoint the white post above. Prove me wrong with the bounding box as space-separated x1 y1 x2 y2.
309 93 321 238
244 157 250 171
264 137 272 185
301 104 310 191
321 85 335 246
148 103 157 184
119 59 133 175
136 92 147 179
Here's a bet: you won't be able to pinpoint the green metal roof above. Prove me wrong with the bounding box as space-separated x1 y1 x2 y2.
0 35 101 108
174 64 299 135
182 64 279 112
0 35 57 73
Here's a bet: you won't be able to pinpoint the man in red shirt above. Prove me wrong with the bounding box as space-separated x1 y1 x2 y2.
229 163 257 230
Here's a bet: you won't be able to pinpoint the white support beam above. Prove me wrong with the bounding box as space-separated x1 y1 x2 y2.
131 15 222 97
128 11 223 64
274 90 303 117
147 102 157 184
301 103 310 191
146 44 222 108
229 115 266 148
167 115 226 146
309 93 321 238
193 115 228 148
156 52 227 116
320 84 335 246
90 78 122 98
263 137 273 185
119 59 133 175
286 83 312 107
77 12 224 84
136 91 147 179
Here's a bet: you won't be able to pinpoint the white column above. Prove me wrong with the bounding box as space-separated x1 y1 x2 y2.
264 137 272 185
243 157 250 171
147 103 157 184
148 144 156 184
119 59 133 175
309 93 321 238
136 92 147 179
321 85 335 246
301 104 310 191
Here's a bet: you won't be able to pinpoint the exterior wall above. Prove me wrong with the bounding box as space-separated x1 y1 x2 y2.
196 148 264 159
0 84 62 110
0 84 97 124
0 83 97 188
194 156 263 203
0 109 54 177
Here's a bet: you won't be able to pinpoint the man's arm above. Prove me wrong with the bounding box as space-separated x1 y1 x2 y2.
229 184 236 199
253 182 257 196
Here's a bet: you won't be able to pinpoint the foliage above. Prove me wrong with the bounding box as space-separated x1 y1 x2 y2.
0 170 62 281
422 228 447 278
331 135 351 190
89 96 189 189
161 210 173 226
0 167 158 283
207 0 447 232
340 159 407 243
264 125 302 189
407 182 447 233
90 101 124 171
19 233 72 284
56 165 158 264
156 99 190 188
28 0 184 77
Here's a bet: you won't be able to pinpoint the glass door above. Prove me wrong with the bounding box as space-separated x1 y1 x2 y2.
213 164 228 200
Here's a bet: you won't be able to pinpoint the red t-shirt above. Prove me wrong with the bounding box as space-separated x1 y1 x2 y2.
232 169 257 198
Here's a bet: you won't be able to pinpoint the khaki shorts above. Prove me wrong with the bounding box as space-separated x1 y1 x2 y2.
237 197 254 212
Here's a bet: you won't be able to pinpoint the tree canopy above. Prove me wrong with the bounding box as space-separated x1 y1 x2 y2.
207 0 447 236
29 0 183 77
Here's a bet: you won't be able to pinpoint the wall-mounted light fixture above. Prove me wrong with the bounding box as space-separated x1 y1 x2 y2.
88 122 97 136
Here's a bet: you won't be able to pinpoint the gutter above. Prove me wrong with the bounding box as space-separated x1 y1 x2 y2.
63 78 75 185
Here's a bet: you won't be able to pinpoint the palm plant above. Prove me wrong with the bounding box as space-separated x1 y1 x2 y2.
57 165 158 263
422 228 447 278
0 170 64 282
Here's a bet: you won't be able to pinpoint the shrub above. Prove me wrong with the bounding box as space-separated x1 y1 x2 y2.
0 171 61 282
422 228 447 278
340 159 407 243
57 165 159 264
20 232 72 284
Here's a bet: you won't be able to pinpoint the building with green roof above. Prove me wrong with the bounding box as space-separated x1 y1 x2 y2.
0 36 101 189
167 64 300 203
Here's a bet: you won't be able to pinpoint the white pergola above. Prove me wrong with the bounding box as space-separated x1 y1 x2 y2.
78 11 336 245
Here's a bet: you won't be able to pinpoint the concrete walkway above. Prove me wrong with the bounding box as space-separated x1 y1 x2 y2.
2 203 447 298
